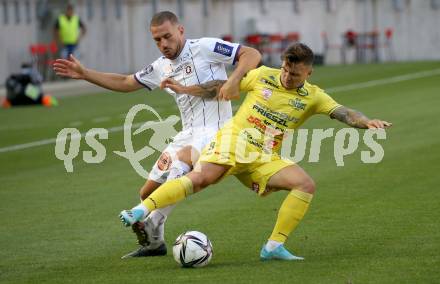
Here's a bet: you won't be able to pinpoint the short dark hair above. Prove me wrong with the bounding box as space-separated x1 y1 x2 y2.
281 43 314 66
150 11 179 27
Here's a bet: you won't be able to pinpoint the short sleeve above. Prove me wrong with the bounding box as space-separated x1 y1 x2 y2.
314 90 341 116
239 67 261 92
198 37 241 65
134 62 161 90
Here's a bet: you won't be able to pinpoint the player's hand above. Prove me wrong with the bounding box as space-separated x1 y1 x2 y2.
53 54 86 79
160 78 186 93
218 79 240 100
366 119 392 129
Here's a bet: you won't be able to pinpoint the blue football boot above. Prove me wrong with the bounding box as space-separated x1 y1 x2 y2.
119 209 144 227
260 244 304 261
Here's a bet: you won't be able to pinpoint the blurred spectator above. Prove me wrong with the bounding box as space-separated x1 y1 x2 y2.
53 4 86 59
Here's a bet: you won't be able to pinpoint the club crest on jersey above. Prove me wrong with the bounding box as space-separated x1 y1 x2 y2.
289 98 307 111
297 86 309 96
185 65 193 75
214 42 233 57
262 88 273 100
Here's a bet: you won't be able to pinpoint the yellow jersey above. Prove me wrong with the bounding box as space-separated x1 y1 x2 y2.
212 65 340 160
199 65 341 194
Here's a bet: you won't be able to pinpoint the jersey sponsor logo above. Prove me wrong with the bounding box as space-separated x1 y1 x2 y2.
260 78 280 89
240 130 264 149
175 93 192 106
240 129 278 154
253 102 300 123
262 88 273 100
247 115 284 136
214 42 233 57
289 98 307 111
164 63 193 78
252 103 297 125
174 65 183 73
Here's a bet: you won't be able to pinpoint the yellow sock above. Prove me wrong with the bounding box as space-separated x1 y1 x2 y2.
142 176 193 212
269 189 313 243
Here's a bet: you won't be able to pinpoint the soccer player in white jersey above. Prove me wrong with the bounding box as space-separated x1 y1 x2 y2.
53 11 261 257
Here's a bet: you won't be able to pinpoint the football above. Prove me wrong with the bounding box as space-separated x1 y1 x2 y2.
172 231 213 268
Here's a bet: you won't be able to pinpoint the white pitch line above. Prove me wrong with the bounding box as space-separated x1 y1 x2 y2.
69 121 83 127
0 122 143 154
325 68 440 93
1 67 439 154
92 116 111 123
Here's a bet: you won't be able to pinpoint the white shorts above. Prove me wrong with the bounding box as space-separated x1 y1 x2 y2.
149 127 218 183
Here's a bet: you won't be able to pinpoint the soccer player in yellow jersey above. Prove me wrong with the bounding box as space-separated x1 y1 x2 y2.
119 43 392 260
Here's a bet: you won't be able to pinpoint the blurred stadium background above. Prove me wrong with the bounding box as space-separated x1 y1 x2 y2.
1 0 440 82
1 1 440 283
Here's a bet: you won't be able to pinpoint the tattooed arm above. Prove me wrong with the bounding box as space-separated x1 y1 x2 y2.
160 78 226 99
330 106 392 129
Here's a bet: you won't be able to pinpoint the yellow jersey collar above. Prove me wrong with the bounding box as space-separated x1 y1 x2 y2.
277 73 309 96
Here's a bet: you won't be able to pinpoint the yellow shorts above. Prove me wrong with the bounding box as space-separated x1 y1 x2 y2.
199 127 294 196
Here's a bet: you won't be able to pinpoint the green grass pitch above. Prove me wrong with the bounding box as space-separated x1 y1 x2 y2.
1 61 439 283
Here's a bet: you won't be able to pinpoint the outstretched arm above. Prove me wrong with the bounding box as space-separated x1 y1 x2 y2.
53 54 143 93
218 46 261 100
161 78 226 99
330 106 392 129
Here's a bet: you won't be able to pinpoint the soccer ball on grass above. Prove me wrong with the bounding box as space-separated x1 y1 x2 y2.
172 231 213 268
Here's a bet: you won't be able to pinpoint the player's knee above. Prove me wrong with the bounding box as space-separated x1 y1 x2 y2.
175 146 196 166
299 177 316 194
187 172 204 191
187 172 216 192
199 175 215 188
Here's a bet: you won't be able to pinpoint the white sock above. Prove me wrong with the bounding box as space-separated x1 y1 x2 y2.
147 205 175 244
265 240 282 252
148 206 172 228
155 205 175 220
132 203 149 219
145 215 165 248
168 160 191 180
140 160 188 247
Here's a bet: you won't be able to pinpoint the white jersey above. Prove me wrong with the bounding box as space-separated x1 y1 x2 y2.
134 38 241 130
